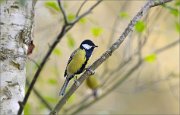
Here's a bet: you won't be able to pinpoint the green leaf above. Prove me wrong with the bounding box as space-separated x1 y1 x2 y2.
163 5 179 17
67 34 75 48
119 12 129 19
144 53 157 63
170 8 179 17
48 78 57 85
175 21 180 32
44 1 60 12
53 48 62 56
79 18 87 24
135 21 146 33
67 13 75 22
91 27 103 37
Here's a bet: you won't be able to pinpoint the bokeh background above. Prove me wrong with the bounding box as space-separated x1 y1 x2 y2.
26 0 179 114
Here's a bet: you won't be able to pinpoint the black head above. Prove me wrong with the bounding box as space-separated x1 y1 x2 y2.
80 39 98 50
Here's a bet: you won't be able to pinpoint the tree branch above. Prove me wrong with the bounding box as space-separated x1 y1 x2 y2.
76 0 88 17
69 0 102 25
49 0 173 114
154 38 180 54
65 0 102 33
57 0 68 25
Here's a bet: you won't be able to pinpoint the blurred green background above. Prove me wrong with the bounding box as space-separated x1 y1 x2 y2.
25 0 179 114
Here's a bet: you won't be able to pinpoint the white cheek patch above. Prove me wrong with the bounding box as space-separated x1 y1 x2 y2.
82 44 92 50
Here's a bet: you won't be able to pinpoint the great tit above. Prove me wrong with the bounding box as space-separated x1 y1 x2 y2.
86 75 100 97
60 39 98 96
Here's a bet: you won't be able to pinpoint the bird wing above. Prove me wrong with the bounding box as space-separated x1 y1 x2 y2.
64 49 78 77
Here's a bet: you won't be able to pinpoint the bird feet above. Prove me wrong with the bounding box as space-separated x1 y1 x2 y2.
86 67 95 75
74 76 80 86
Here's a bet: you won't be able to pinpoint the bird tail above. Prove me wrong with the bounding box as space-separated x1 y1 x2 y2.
59 78 70 96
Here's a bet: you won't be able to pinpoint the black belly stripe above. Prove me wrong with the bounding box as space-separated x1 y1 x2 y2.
75 58 89 74
75 49 92 74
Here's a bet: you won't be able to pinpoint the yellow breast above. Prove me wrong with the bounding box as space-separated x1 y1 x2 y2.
67 49 86 75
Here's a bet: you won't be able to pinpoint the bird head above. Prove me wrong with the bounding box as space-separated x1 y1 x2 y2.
80 39 98 51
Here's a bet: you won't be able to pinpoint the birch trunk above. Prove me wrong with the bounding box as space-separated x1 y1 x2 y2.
0 0 33 114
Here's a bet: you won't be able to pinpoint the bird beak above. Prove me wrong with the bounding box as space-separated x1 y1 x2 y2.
94 45 98 48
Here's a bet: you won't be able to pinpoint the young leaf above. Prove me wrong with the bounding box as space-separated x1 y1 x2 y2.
53 48 62 56
170 8 179 17
135 21 146 33
119 12 129 19
91 27 103 37
44 1 60 12
79 18 87 24
48 78 57 85
67 13 76 22
67 34 75 48
144 53 157 63
163 5 179 17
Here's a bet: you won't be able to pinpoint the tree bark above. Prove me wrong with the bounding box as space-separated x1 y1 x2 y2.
0 0 33 114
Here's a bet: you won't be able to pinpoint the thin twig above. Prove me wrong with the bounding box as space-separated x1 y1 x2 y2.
154 38 180 54
76 0 88 17
27 57 39 68
57 0 68 24
69 0 102 25
103 38 180 90
49 0 173 114
65 0 103 33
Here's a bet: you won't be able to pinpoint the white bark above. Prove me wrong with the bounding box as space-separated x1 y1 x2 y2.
0 0 33 114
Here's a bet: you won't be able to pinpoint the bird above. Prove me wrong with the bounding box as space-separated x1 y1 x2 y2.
59 39 98 96
86 75 100 97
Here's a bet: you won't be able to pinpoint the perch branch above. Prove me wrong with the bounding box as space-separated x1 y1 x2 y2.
49 0 173 114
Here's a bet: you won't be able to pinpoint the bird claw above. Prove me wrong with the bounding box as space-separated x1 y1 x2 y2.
86 68 95 75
